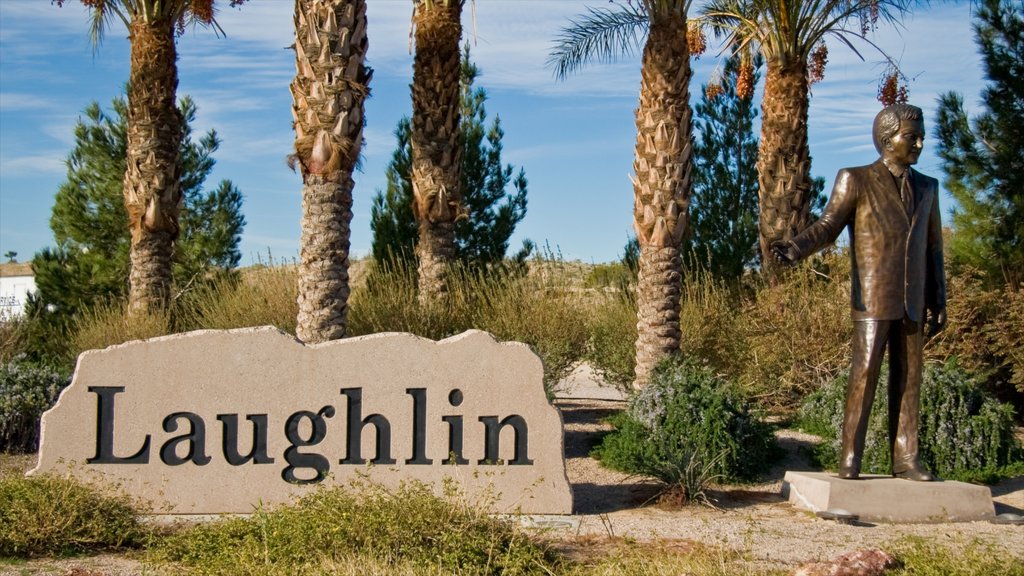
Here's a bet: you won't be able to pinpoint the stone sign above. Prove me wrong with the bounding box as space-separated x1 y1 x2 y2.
31 328 573 515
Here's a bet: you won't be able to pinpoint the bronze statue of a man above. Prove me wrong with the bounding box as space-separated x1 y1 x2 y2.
772 103 947 481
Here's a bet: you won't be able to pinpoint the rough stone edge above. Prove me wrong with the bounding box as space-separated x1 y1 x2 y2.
29 327 572 514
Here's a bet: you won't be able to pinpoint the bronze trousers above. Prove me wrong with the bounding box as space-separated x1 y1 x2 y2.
840 317 924 475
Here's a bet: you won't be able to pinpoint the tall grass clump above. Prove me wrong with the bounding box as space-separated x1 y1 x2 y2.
584 262 745 392
350 257 590 390
178 264 298 334
151 480 561 576
70 300 172 359
797 359 1022 482
0 358 68 453
472 264 590 388
0 473 148 558
592 358 776 503
889 536 1024 576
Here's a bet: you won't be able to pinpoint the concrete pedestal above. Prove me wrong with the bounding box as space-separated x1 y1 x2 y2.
783 471 996 523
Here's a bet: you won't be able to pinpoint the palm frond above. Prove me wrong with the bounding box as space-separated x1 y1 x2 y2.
81 0 131 50
548 3 650 81
701 0 911 64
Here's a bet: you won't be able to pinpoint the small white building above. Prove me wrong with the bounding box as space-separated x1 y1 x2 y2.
0 262 36 319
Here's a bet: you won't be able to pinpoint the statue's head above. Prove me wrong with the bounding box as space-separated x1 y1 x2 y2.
872 104 924 156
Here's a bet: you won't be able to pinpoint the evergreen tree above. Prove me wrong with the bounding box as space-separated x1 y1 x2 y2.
371 46 529 270
685 54 762 278
936 0 1024 289
31 95 244 321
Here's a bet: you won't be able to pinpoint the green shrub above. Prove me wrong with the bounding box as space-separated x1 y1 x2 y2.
151 480 561 575
0 358 68 453
0 474 148 557
592 358 776 500
797 359 1022 482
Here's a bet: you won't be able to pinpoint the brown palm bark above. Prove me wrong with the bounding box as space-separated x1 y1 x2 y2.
756 61 812 281
410 0 463 304
292 0 371 343
631 7 692 388
123 17 182 314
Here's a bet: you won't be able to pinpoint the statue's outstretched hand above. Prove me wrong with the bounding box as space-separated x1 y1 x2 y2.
770 240 799 266
926 306 947 339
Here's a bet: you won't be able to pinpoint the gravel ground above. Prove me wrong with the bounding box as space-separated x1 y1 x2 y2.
555 396 1024 573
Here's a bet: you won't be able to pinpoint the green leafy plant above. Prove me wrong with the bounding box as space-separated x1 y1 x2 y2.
593 357 776 501
0 473 148 558
0 358 68 453
797 359 1022 482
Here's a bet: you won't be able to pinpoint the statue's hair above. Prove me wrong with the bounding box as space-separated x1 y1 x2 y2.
873 104 924 154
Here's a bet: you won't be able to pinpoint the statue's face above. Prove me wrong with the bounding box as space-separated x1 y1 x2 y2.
885 119 925 167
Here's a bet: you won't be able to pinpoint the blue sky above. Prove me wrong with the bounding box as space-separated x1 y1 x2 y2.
0 1 985 265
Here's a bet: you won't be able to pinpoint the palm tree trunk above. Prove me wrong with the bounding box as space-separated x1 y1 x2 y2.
631 8 692 388
297 174 355 342
757 61 811 281
411 0 463 304
124 17 182 314
292 0 371 343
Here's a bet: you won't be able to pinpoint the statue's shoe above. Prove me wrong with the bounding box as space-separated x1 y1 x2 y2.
893 465 935 481
837 466 860 480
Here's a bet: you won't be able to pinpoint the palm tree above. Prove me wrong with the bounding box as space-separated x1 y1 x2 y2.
410 0 464 303
700 0 909 279
54 0 246 314
551 0 694 388
291 0 371 343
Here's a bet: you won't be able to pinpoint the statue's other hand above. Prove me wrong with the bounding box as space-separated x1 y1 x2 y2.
927 307 947 338
770 240 799 265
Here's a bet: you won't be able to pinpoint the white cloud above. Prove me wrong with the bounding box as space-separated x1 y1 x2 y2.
0 153 65 176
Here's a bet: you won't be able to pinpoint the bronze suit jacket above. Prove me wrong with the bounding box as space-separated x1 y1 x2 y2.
790 159 946 323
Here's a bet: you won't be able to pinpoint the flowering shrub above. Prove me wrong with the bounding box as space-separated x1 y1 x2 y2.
797 359 1022 482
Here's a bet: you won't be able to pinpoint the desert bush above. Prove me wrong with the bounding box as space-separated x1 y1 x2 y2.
151 480 561 575
0 314 31 365
797 359 1022 482
585 292 637 389
0 474 148 557
592 358 776 501
927 270 1024 410
737 252 852 411
583 262 634 292
0 358 68 453
677 266 747 381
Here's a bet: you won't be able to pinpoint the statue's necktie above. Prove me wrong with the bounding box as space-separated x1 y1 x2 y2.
900 171 914 218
